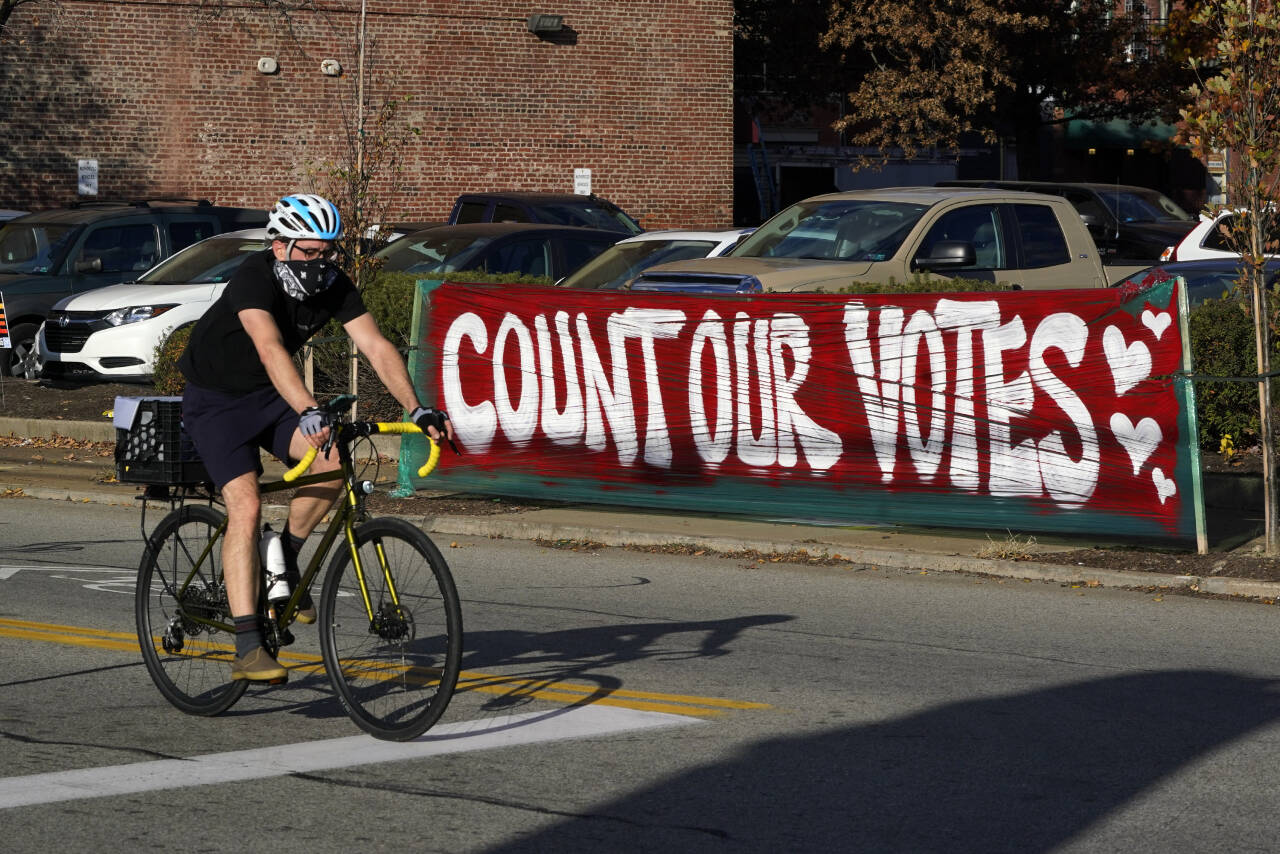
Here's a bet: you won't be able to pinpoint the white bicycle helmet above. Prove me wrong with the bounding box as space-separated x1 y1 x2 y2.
267 194 342 241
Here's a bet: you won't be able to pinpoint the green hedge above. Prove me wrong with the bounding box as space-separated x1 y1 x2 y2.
1187 289 1280 450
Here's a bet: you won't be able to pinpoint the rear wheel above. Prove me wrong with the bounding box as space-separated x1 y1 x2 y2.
319 518 462 741
135 504 247 715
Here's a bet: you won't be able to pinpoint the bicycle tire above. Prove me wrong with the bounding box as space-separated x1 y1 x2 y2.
135 503 248 716
318 517 462 741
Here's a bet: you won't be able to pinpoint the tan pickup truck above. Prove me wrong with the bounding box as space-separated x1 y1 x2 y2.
630 187 1146 294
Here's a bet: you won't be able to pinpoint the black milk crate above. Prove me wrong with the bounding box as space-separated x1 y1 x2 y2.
114 397 210 485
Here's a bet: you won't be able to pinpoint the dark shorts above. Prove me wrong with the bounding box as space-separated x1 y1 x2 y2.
181 382 299 488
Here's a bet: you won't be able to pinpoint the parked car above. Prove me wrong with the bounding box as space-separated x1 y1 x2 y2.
0 198 266 378
936 179 1197 264
375 222 621 280
0 210 26 222
448 192 643 235
1160 208 1280 262
37 228 268 382
557 228 753 289
1113 258 1280 308
631 187 1116 294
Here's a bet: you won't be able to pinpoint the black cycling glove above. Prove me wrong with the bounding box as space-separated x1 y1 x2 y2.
298 406 332 438
410 406 459 453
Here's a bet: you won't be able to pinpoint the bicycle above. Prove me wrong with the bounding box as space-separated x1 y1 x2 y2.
131 395 463 741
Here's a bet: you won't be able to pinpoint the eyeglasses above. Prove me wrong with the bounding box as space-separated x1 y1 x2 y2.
285 240 338 261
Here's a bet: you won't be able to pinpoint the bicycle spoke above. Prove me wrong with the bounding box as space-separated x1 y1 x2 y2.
320 518 461 741
136 505 247 716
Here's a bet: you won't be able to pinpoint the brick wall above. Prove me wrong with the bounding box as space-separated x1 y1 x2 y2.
0 1 733 229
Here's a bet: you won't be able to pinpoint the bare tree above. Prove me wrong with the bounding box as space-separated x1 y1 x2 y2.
1179 0 1280 553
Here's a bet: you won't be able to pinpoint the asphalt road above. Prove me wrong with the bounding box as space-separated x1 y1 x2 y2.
2 497 1280 852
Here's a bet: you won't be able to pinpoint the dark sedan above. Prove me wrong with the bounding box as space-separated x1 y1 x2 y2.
375 222 621 280
1113 258 1280 307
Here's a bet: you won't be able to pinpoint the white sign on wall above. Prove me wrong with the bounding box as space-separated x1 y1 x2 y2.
78 159 99 196
573 168 591 196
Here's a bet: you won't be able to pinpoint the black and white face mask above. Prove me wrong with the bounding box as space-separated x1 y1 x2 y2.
274 259 339 300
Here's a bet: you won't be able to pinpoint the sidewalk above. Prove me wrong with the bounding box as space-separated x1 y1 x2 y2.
2 415 1277 601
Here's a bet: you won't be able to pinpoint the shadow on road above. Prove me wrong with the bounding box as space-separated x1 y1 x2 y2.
484 670 1280 852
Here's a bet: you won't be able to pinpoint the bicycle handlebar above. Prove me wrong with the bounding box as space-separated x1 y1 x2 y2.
283 422 442 483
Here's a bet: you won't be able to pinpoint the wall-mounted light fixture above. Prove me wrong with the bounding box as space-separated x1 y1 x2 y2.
320 59 342 77
1126 148 1135 156
257 57 279 75
527 13 564 35
1087 147 1097 156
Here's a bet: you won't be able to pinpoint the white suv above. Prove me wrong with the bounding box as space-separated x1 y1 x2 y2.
37 228 267 382
1162 208 1280 262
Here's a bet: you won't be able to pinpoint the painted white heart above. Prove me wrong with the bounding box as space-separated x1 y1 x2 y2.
1103 326 1152 396
1141 309 1171 341
1110 412 1162 475
1152 467 1177 504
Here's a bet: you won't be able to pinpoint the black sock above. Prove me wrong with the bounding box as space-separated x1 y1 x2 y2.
233 614 260 658
282 524 306 584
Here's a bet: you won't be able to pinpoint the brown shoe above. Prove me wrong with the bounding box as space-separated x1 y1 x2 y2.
231 647 287 682
295 591 317 625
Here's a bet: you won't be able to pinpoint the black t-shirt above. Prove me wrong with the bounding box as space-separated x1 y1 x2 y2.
179 249 367 394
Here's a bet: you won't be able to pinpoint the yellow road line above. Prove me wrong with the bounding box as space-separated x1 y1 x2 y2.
0 617 771 717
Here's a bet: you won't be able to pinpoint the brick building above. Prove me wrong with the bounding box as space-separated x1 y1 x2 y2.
0 1 733 229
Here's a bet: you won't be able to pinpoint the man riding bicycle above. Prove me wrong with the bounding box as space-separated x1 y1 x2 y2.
178 193 453 682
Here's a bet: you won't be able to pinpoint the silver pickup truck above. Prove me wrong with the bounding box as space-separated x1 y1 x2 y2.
630 187 1147 294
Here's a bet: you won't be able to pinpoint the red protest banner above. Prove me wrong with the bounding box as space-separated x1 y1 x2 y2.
408 278 1196 541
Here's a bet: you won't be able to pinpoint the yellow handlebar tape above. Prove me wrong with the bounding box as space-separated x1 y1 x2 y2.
282 423 441 482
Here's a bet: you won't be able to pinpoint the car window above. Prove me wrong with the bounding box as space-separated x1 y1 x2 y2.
562 239 705 289
492 204 530 223
0 223 78 274
139 236 265 283
485 237 550 277
80 223 160 273
531 201 642 234
735 199 929 261
377 228 498 274
453 201 487 224
1098 189 1193 223
1060 189 1109 222
168 219 219 252
1202 213 1280 252
916 205 1006 269
1013 204 1071 268
559 235 618 278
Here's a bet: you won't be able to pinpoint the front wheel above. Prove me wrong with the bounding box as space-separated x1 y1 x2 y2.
4 321 41 379
319 518 462 741
135 504 247 715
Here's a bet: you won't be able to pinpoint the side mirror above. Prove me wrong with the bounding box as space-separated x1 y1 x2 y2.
74 256 103 274
912 240 976 272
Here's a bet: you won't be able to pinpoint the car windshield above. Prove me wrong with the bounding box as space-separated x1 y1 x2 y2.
532 201 643 234
560 239 718 289
377 232 493 274
1098 189 1193 223
0 223 79 274
731 199 929 261
138 235 266 283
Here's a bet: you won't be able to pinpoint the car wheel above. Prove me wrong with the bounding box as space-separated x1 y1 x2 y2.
4 322 41 380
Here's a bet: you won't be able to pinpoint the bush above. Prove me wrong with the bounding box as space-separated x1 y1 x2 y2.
1188 292 1280 450
151 324 193 395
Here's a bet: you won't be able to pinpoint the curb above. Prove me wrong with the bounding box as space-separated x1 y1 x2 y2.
419 514 1280 601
